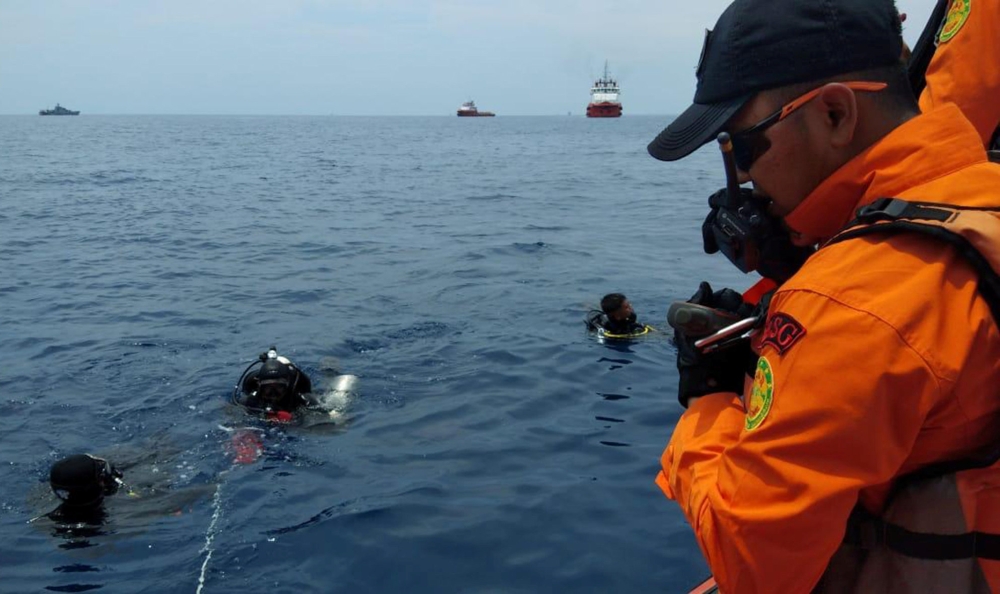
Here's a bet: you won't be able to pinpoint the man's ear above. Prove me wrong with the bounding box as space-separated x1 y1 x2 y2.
816 83 858 148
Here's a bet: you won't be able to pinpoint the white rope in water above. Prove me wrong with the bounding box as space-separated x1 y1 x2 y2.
196 472 226 594
198 426 256 593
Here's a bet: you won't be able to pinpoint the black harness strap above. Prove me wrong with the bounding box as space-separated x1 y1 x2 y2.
846 515 1000 561
888 526 1000 561
853 196 955 222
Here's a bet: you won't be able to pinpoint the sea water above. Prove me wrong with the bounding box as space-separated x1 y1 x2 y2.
0 115 753 592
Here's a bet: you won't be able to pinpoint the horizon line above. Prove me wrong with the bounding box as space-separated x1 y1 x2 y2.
6 112 677 118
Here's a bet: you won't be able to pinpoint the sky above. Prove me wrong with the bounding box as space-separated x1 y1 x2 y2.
0 0 941 116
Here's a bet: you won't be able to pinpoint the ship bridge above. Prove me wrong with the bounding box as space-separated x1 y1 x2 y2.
590 81 620 104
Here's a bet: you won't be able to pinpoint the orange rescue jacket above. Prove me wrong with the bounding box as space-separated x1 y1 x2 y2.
810 201 1000 593
657 105 1000 593
918 0 1000 148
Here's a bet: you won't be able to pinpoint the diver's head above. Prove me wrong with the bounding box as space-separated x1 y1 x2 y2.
50 454 122 508
601 293 634 322
256 358 295 405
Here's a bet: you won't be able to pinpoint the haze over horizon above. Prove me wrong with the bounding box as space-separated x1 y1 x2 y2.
2 0 940 116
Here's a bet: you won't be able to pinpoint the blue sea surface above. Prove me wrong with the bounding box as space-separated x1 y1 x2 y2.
0 115 753 593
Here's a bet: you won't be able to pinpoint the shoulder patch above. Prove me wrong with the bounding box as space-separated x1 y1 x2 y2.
938 0 971 44
760 313 806 355
746 357 774 431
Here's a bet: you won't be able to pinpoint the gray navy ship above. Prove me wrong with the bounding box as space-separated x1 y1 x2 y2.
39 103 80 116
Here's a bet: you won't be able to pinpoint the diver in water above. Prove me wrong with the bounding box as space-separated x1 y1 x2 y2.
47 453 125 523
233 346 357 424
233 347 313 420
586 293 647 336
32 444 216 551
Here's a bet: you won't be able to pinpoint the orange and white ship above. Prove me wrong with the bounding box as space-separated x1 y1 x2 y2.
586 62 622 118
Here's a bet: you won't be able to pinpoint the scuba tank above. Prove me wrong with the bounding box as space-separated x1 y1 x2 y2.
314 374 358 420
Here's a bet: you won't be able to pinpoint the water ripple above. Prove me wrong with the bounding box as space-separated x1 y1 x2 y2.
1 114 744 593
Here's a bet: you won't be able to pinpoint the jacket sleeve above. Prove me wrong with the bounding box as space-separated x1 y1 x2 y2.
656 289 939 593
918 0 1000 147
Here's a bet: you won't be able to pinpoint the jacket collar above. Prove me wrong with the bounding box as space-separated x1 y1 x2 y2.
783 104 989 243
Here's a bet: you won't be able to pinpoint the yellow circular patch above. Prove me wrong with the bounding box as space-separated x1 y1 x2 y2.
746 357 774 431
938 0 971 44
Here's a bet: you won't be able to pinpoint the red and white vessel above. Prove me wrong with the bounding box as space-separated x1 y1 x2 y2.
586 62 622 118
456 100 495 117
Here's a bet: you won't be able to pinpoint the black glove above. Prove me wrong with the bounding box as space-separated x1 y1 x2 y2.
674 281 757 408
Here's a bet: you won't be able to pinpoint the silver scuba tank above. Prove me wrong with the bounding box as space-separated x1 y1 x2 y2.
317 374 358 420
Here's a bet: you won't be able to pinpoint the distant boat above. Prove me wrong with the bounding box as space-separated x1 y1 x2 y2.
586 61 622 118
39 103 80 116
457 100 495 117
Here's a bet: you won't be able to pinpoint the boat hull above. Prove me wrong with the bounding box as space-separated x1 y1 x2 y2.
586 102 622 118
457 111 495 117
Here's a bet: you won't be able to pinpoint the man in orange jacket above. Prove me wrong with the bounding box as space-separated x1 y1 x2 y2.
647 0 1000 592
916 0 1000 150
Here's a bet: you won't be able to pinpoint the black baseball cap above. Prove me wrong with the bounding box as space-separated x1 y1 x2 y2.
648 0 904 162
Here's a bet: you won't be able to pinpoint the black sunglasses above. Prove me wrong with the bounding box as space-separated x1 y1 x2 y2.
729 81 888 172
